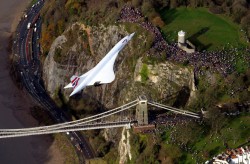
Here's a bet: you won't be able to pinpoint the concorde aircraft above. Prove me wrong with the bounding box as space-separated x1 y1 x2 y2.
64 32 135 97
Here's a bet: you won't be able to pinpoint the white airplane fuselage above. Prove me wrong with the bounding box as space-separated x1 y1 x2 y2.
69 33 135 96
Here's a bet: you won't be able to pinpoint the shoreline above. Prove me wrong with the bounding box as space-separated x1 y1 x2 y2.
5 0 66 163
10 0 29 33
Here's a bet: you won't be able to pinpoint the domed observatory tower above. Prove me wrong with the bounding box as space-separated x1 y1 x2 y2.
177 30 195 53
178 30 186 47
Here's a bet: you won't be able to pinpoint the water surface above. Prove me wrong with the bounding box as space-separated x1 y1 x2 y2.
0 1 56 163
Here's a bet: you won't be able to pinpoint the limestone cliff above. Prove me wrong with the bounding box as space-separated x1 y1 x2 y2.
118 128 132 164
42 22 196 162
43 35 67 95
43 22 195 108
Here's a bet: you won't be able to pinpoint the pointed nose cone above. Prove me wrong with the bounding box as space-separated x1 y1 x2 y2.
69 92 75 97
69 89 78 97
129 32 135 40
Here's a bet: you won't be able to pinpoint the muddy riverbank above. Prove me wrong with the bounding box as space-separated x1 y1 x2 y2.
0 1 64 163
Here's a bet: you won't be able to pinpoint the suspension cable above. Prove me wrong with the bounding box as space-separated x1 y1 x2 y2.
0 102 138 134
0 100 138 132
148 102 200 118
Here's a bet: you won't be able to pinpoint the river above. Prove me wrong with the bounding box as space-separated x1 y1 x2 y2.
0 1 63 163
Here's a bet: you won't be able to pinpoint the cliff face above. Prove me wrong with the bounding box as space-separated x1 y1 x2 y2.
43 23 195 107
43 35 67 95
133 57 195 103
42 22 196 163
118 128 132 164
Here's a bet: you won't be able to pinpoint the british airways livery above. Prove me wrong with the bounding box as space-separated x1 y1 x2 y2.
64 32 135 97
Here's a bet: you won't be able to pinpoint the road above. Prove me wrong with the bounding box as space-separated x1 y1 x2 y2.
13 0 95 162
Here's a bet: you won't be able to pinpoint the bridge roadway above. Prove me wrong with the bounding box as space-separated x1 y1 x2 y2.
0 100 138 133
13 0 95 161
0 99 200 138
0 121 135 138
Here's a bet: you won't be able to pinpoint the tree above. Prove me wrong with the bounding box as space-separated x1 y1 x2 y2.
241 12 250 34
232 2 248 23
151 0 170 9
206 107 228 134
170 0 178 8
140 64 149 83
152 16 165 28
141 1 154 16
132 0 142 7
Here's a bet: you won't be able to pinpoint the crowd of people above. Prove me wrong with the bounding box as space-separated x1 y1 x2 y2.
118 5 249 77
167 44 250 76
118 5 168 52
167 44 237 76
118 5 143 23
140 21 168 51
153 113 194 126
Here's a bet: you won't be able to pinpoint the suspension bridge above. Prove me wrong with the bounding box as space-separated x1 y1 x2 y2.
0 96 200 138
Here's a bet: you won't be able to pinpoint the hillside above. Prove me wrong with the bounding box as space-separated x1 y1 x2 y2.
39 0 250 163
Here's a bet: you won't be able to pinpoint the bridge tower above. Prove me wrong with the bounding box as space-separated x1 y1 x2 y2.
136 96 148 125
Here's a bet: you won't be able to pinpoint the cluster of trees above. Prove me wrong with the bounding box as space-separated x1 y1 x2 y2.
129 133 161 163
40 0 124 53
189 72 249 119
40 0 68 54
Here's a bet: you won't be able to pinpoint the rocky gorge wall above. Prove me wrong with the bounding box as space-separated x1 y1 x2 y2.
43 22 196 107
42 22 196 163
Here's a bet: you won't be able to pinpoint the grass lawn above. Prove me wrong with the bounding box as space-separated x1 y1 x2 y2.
159 114 250 162
193 114 250 160
160 7 246 50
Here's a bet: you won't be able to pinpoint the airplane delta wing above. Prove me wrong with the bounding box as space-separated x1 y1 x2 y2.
87 52 119 86
65 32 135 97
64 82 73 89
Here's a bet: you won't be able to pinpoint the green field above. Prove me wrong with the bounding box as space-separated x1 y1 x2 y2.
158 113 250 163
193 114 250 161
160 7 246 50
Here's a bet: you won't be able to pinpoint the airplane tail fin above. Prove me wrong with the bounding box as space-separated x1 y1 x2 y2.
64 75 80 89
